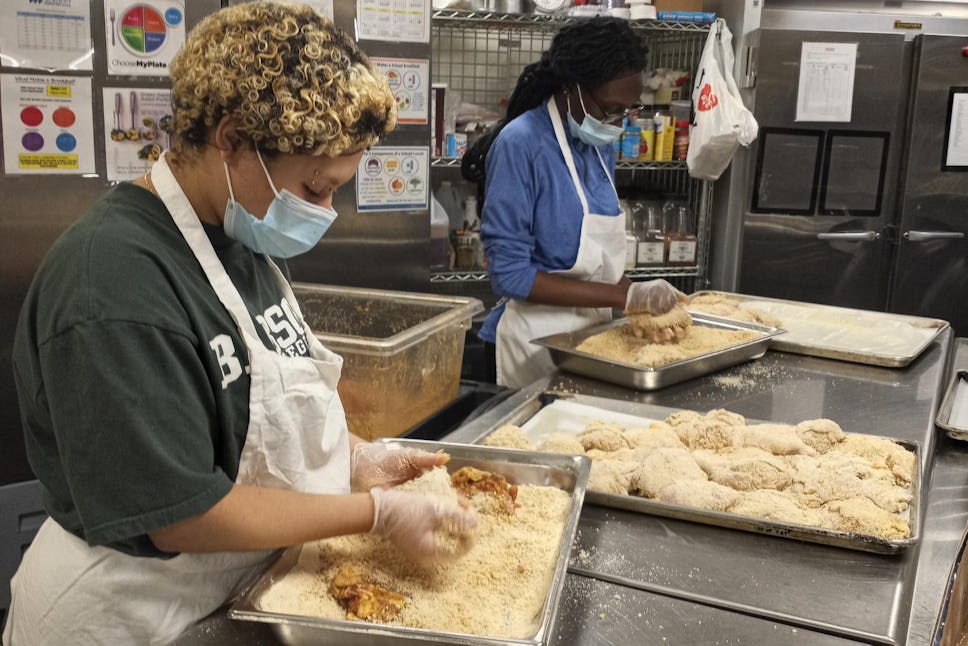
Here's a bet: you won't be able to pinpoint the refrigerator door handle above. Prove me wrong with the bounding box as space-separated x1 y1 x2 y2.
816 231 880 242
904 231 966 242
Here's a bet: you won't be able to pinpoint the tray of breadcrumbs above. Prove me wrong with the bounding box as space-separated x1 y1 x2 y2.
531 312 783 391
229 438 589 646
479 396 920 555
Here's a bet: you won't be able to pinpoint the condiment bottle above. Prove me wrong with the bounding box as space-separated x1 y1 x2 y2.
636 203 665 267
455 233 476 270
673 120 690 161
623 200 637 270
636 117 654 161
665 203 697 267
621 121 641 161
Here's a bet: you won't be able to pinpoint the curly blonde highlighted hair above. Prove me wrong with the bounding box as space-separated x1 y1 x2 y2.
169 1 396 157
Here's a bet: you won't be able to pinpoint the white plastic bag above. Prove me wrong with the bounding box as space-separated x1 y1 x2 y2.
686 19 759 181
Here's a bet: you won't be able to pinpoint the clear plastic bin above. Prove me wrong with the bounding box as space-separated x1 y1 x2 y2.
293 283 484 441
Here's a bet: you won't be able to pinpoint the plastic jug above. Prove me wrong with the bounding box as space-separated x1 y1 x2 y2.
434 180 463 232
430 194 453 271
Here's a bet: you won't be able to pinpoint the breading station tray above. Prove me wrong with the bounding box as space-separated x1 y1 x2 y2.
530 313 782 391
229 438 590 646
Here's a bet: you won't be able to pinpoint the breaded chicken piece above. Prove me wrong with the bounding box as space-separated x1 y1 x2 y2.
481 424 533 450
820 497 910 539
451 466 518 515
537 434 586 455
693 447 793 491
656 479 740 512
838 434 916 486
577 424 630 452
664 410 704 428
788 450 910 512
626 306 693 344
588 460 630 495
704 408 746 427
728 489 820 526
794 418 846 454
628 448 707 498
735 423 818 456
330 566 406 622
622 422 685 450
675 418 738 451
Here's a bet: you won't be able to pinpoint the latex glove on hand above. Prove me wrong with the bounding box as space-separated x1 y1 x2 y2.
370 487 479 562
624 279 686 315
351 443 449 492
624 279 690 344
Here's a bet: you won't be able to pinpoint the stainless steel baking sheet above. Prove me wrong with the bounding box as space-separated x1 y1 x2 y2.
530 314 783 391
688 291 949 368
228 439 590 646
936 370 968 442
481 393 920 555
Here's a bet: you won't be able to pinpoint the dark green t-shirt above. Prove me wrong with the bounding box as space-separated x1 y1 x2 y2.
12 183 312 557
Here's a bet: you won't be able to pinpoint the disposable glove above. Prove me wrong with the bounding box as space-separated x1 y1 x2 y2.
351 443 449 492
624 279 686 315
369 487 479 561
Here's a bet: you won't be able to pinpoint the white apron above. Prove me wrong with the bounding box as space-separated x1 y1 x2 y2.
495 98 627 389
3 152 351 646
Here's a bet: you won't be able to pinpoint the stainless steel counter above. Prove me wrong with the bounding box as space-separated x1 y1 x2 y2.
175 330 966 645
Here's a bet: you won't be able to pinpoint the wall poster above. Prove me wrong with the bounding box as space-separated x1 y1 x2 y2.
102 87 173 181
795 42 857 123
356 146 429 212
356 0 429 43
103 0 185 77
943 87 968 171
1 73 96 175
0 0 94 71
372 57 429 125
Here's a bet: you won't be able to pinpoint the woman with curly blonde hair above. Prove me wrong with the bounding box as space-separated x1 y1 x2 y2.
5 3 476 644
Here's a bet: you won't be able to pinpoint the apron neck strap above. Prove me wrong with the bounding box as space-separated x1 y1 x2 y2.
546 97 619 211
149 153 266 343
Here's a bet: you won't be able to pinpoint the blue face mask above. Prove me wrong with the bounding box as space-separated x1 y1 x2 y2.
567 85 624 147
223 147 337 258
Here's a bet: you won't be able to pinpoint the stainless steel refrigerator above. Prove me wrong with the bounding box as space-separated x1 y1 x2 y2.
738 28 968 334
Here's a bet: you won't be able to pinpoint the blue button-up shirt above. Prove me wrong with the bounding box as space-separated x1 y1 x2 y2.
478 102 620 343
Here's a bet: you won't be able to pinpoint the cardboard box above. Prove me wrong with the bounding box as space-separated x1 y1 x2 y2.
653 0 703 12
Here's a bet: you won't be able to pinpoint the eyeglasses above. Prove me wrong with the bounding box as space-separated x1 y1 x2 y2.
583 86 647 125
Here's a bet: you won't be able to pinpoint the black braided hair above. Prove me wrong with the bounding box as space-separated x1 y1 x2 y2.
460 17 648 194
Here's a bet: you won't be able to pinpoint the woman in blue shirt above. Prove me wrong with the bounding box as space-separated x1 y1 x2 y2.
462 17 683 389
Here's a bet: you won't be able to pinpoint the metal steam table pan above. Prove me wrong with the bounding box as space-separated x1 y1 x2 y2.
228 438 590 646
479 393 921 555
688 291 949 368
530 313 783 391
936 369 968 442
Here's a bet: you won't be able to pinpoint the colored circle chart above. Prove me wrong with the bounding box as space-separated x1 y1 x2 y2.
52 107 76 128
22 132 44 152
119 4 168 56
20 106 43 127
56 133 78 152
